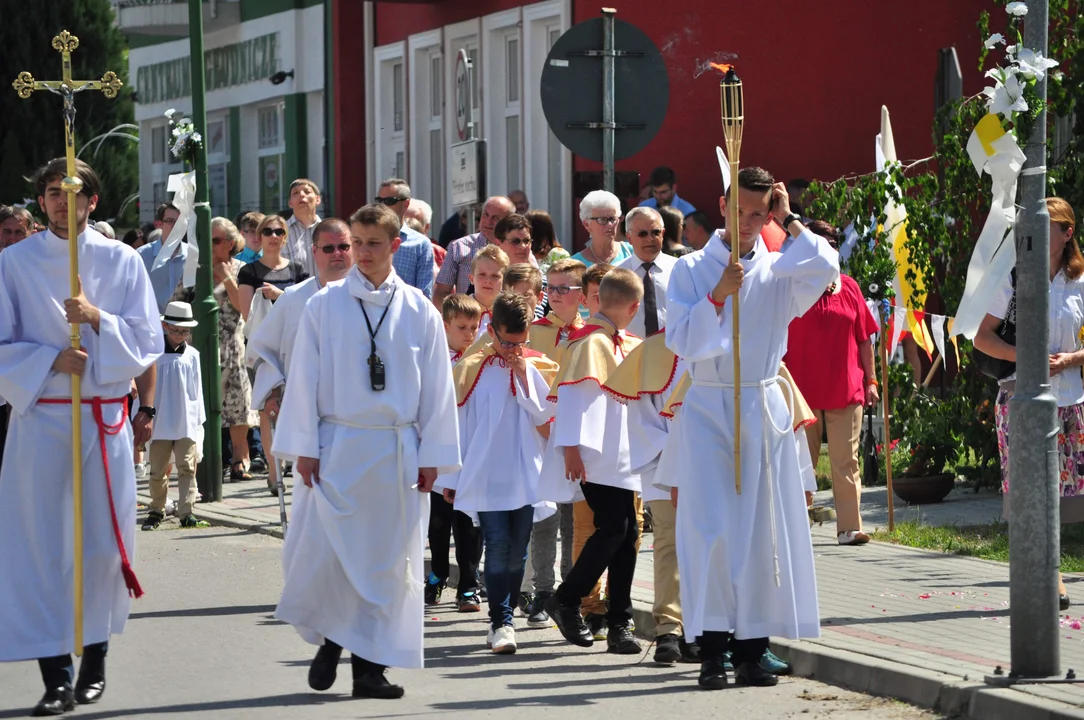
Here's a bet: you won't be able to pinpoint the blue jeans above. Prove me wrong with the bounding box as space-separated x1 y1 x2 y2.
477 506 535 630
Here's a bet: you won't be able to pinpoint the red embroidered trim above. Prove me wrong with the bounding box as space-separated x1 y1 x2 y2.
601 354 680 405
545 376 606 403
456 355 499 407
38 396 144 599
532 317 554 327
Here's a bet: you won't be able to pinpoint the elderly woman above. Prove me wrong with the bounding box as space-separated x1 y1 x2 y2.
975 197 1084 611
783 220 880 546
210 216 256 482
527 209 570 274
572 190 633 268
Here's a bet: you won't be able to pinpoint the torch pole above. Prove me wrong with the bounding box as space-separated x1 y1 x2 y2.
720 68 744 494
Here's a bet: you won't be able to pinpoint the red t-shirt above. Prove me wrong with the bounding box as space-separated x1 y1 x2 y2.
784 274 878 410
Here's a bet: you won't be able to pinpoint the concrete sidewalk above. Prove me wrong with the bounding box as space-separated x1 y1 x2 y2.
138 473 1084 720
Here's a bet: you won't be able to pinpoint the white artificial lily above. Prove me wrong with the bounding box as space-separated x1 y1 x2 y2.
985 33 1005 49
988 73 1028 119
164 108 176 118
1006 1 1028 16
1016 48 1059 80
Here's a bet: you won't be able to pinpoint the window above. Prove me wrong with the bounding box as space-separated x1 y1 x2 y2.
506 116 521 193
431 55 442 117
207 117 228 156
393 62 404 133
152 126 166 164
258 105 282 150
507 37 520 103
375 42 407 193
547 26 563 220
152 181 167 205
258 102 286 211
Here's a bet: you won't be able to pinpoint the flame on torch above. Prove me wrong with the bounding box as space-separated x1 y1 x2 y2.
710 62 733 75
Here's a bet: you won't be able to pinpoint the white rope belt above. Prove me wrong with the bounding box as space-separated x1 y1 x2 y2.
326 418 420 597
691 375 794 587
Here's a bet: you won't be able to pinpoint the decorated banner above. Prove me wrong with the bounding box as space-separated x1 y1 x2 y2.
151 171 200 289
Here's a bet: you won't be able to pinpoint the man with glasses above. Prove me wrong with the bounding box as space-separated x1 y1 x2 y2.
0 205 33 251
138 203 186 313
375 178 435 298
616 207 676 338
433 196 517 306
285 179 322 277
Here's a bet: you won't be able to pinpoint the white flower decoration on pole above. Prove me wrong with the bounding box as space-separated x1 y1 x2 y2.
985 33 1005 49
1016 48 1059 81
1005 1 1028 16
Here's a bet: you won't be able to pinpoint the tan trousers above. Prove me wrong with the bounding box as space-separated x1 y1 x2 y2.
148 438 199 518
806 405 864 533
571 494 644 615
647 499 682 637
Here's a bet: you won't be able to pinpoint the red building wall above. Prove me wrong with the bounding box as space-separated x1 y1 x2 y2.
370 0 994 228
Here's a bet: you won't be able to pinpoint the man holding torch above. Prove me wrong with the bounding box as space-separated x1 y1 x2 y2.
664 168 838 690
0 158 162 716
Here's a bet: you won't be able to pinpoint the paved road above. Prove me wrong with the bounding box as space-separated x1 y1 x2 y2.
0 526 941 719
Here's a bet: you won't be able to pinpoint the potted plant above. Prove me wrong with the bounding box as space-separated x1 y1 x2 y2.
888 384 958 503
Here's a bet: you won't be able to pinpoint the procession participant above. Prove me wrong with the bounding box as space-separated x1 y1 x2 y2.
461 263 542 359
469 244 509 339
248 218 353 495
422 297 485 609
0 158 162 715
664 167 837 689
582 263 613 317
141 301 208 531
437 293 558 653
0 204 33 475
272 204 460 699
540 268 644 654
531 259 587 362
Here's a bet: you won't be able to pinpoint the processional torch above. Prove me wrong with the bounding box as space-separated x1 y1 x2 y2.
719 66 744 494
12 31 123 657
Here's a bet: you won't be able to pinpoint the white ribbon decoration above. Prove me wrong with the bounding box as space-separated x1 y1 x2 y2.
152 171 200 289
953 127 1025 339
890 306 908 357
930 314 947 364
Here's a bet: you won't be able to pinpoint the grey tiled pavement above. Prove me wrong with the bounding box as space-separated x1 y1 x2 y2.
137 472 1084 715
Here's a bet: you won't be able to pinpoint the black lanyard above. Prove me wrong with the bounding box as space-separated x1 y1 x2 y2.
359 284 397 391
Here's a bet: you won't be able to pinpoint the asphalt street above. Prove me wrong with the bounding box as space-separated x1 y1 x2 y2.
0 525 943 719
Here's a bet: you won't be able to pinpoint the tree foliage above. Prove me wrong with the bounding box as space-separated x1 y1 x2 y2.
0 0 137 225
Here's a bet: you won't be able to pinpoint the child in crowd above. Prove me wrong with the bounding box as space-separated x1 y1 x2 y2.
469 245 509 339
531 259 587 362
582 262 613 317
437 293 558 653
141 302 209 531
443 294 483 364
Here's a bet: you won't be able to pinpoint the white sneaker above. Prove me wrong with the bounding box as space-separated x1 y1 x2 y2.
164 500 177 517
491 625 517 654
838 530 871 546
134 463 147 480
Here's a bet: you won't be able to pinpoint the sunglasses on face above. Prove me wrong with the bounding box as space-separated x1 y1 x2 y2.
502 237 532 247
494 329 530 350
374 196 407 206
212 236 228 244
635 229 664 239
591 216 619 226
261 227 287 237
317 243 352 254
548 284 582 296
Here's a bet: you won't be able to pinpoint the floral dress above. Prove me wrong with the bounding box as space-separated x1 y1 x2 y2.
215 258 255 428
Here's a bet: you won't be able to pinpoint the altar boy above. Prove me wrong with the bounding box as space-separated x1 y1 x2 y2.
437 293 558 654
540 268 644 654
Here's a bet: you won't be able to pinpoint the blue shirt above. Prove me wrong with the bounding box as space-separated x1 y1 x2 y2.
392 225 435 298
138 239 188 312
639 194 697 217
236 247 263 264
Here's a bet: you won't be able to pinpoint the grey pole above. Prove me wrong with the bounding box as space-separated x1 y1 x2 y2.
601 8 616 193
1008 0 1059 678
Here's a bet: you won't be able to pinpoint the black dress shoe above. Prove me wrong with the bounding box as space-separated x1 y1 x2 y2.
736 661 779 687
74 653 105 704
654 633 682 664
1061 593 1072 611
353 671 405 699
698 659 728 690
680 639 702 663
31 685 74 716
544 594 593 648
606 623 642 655
308 642 343 691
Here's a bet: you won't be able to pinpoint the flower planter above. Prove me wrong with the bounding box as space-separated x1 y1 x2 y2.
892 474 955 505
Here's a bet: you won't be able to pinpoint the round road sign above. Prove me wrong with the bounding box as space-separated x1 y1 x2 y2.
455 49 472 142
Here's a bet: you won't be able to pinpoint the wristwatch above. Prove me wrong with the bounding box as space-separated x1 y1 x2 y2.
138 406 157 418
782 212 803 230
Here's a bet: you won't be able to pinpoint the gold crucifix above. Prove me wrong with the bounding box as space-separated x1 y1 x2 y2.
12 29 122 660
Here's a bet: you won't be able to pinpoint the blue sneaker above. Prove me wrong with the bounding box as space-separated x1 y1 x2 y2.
759 649 792 676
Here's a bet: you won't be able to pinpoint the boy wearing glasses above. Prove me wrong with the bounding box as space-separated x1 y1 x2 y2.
436 293 558 654
532 259 587 361
142 302 209 531
540 268 645 654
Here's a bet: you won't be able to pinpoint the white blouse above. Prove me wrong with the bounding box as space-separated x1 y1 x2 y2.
991 270 1084 407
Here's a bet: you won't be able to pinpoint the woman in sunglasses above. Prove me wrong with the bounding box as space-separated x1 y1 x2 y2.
237 215 311 323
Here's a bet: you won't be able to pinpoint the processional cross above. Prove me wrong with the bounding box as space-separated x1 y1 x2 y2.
12 30 123 658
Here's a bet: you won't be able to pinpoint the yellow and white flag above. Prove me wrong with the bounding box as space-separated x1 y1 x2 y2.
953 113 1025 339
876 106 935 357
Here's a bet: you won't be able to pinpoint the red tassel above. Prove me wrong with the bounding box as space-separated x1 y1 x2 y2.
121 561 144 599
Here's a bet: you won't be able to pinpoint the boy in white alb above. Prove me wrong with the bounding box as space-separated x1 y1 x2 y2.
539 268 644 653
437 293 558 653
141 302 208 530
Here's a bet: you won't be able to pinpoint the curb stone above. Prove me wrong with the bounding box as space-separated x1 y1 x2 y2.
162 498 1084 720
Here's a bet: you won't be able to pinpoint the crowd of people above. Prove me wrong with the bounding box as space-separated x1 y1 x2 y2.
0 157 905 716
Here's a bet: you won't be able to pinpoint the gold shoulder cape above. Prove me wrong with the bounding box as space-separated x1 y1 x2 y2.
601 332 680 403
454 344 560 406
546 318 641 402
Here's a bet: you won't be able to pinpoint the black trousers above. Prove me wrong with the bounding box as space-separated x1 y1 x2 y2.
0 403 8 477
38 642 107 687
555 482 640 626
697 631 768 666
323 640 384 674
427 491 482 594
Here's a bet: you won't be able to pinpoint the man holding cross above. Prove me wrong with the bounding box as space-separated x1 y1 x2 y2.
0 158 162 715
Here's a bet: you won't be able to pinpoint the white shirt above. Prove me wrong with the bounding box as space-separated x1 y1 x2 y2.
991 269 1084 406
616 251 677 338
285 213 320 278
150 344 206 442
248 277 321 410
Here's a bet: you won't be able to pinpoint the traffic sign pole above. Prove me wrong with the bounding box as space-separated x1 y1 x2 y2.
602 8 616 193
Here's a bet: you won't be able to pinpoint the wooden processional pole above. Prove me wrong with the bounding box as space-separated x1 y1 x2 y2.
13 31 123 657
720 67 745 494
